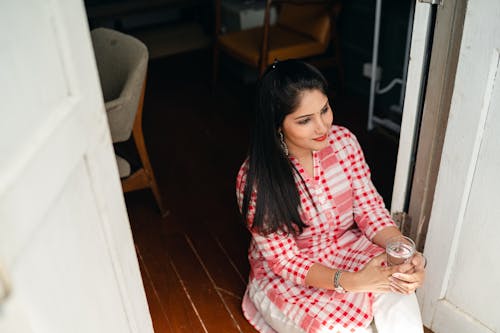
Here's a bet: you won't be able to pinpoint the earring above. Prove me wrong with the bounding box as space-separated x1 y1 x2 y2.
279 130 289 156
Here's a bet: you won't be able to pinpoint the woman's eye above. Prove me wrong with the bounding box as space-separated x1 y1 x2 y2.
298 118 310 125
321 107 329 114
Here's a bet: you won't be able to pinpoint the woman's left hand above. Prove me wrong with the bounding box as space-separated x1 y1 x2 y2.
388 253 426 294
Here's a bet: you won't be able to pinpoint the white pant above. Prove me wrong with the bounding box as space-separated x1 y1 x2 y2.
370 292 423 333
249 285 423 333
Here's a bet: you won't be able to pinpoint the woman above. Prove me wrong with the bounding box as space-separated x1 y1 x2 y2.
236 60 426 333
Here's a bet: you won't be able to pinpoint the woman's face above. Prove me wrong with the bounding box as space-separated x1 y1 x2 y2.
281 89 333 158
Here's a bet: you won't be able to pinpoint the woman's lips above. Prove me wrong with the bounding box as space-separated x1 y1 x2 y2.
313 134 327 142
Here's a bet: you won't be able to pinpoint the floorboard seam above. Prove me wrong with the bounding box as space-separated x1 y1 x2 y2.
206 223 247 285
169 259 209 333
184 234 245 333
135 245 174 332
215 287 243 300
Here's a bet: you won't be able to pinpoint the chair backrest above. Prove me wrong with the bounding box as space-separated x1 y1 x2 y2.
277 3 331 45
91 28 148 142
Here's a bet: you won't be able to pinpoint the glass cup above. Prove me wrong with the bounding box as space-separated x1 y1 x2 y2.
386 236 416 266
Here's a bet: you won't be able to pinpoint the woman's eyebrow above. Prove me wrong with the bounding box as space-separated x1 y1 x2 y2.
293 101 329 120
294 113 313 120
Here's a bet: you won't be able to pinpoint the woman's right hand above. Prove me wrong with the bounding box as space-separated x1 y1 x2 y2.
340 253 412 293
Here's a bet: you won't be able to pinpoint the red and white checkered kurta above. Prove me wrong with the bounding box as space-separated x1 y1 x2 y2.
236 126 396 333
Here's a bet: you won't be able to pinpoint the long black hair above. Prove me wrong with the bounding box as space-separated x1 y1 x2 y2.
241 59 329 236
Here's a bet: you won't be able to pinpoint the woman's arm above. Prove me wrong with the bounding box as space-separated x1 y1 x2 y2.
305 254 413 293
305 227 426 293
371 226 402 248
342 130 398 241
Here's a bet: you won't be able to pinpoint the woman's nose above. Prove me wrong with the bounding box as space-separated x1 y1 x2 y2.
315 117 328 133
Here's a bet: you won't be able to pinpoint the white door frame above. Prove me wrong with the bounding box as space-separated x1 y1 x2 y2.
419 0 500 329
391 1 434 214
406 0 467 249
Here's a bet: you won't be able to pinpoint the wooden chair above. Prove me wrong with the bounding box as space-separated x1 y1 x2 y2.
213 0 343 85
121 77 168 217
91 28 167 217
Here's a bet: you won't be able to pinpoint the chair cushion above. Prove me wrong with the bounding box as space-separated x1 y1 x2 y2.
91 28 148 143
116 154 131 178
218 25 328 67
277 4 331 44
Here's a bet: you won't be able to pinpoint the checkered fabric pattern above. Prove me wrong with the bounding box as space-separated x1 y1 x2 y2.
236 126 396 332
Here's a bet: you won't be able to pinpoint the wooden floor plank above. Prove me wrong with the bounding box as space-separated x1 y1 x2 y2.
141 249 206 332
130 213 206 332
186 228 247 297
219 291 258 333
204 218 251 283
166 233 244 332
137 248 172 333
162 258 208 333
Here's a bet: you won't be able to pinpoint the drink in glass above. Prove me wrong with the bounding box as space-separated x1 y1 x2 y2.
386 236 416 266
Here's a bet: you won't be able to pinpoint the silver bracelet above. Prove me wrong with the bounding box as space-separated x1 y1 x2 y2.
333 270 346 293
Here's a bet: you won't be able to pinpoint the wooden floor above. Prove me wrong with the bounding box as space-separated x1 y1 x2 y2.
123 50 430 332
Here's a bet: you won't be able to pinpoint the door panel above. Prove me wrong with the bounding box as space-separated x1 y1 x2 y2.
0 0 153 331
13 163 129 333
419 1 500 332
0 106 97 266
1 0 73 165
445 53 500 331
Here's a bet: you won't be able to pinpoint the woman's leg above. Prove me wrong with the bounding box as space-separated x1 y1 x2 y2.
248 283 306 333
372 292 423 333
248 283 375 333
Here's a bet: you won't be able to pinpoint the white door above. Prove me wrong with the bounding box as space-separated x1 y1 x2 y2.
419 0 500 332
0 1 153 332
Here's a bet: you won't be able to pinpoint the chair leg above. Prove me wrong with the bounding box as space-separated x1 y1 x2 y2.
132 125 168 217
129 79 168 217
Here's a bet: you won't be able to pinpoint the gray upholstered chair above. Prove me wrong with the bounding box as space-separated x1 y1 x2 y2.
91 27 167 216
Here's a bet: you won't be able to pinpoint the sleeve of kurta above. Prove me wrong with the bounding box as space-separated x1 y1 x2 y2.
344 131 396 240
249 231 315 285
236 161 316 285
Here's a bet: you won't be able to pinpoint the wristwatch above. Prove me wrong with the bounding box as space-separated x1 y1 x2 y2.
334 270 346 293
